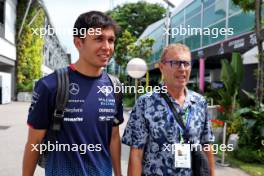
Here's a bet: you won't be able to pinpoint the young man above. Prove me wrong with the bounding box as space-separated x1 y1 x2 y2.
122 44 215 176
22 11 123 176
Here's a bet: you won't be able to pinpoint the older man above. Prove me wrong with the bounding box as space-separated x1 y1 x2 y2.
122 43 215 176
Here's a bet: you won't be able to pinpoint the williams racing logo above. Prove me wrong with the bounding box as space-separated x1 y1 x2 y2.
97 86 113 96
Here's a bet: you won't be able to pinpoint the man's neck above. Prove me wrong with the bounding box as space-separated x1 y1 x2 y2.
74 59 102 77
166 84 186 106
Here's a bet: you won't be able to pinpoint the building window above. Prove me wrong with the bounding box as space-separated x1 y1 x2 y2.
0 0 5 38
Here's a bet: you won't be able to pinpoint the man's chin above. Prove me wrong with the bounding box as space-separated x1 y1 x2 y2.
173 82 186 89
96 61 108 67
100 60 109 66
165 82 185 89
101 63 108 67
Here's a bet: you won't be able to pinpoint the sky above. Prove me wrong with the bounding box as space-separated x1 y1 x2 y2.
42 0 184 63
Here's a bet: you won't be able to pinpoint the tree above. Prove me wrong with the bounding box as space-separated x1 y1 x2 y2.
16 0 44 92
115 30 136 66
218 53 244 136
107 2 165 70
232 0 264 108
219 53 244 117
127 38 155 88
127 38 155 63
107 1 166 38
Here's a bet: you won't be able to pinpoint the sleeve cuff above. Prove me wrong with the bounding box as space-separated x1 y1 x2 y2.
113 117 124 126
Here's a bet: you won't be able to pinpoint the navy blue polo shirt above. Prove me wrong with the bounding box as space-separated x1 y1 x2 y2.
27 66 123 176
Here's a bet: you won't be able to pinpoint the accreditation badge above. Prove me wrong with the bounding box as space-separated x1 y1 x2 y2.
174 144 191 168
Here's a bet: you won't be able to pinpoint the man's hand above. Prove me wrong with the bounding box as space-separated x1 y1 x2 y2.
203 144 215 176
22 127 46 176
128 147 144 176
110 126 122 176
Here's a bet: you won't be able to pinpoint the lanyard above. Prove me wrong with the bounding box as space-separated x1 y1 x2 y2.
167 104 192 143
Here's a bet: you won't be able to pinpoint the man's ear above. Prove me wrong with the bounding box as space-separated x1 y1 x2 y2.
159 63 165 81
158 61 164 73
74 37 83 49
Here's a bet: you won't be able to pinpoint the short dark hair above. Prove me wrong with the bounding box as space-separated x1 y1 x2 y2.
73 11 120 38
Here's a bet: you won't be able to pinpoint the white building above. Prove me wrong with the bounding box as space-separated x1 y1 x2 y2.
0 0 17 100
42 14 71 76
0 0 71 102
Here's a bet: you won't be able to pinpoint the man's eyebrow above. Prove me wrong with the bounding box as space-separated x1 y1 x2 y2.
110 36 116 40
91 34 116 40
104 35 116 41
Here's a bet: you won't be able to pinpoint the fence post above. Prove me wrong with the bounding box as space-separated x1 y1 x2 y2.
221 122 227 166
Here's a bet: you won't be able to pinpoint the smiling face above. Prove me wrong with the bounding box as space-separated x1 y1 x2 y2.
74 27 115 69
159 45 192 90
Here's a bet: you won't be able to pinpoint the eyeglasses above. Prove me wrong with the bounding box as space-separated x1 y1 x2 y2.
162 60 191 69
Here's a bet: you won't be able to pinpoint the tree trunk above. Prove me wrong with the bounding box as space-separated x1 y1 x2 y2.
255 0 263 108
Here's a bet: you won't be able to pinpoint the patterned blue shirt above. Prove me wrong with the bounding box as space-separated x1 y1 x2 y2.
122 89 214 176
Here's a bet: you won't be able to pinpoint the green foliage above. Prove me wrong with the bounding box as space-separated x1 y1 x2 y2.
227 115 243 134
107 1 166 38
233 147 264 164
123 93 135 108
217 53 244 137
220 53 244 99
107 1 165 68
16 1 44 92
127 38 155 63
220 59 233 89
232 0 264 108
230 88 264 164
218 53 244 121
231 53 244 88
115 30 136 65
241 89 264 108
219 151 264 176
235 104 264 164
118 71 128 84
232 0 255 12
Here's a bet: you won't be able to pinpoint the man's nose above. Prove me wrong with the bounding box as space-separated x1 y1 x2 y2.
102 40 110 50
178 62 185 70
